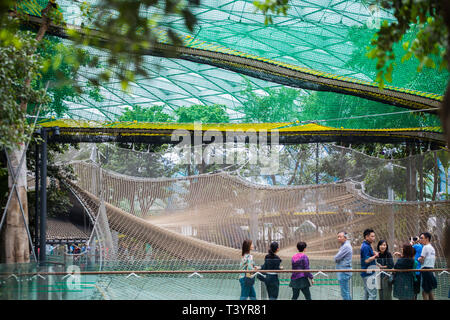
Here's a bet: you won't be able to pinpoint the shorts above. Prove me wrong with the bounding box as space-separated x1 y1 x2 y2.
421 268 437 293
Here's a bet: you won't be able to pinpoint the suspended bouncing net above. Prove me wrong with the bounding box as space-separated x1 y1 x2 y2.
55 142 450 299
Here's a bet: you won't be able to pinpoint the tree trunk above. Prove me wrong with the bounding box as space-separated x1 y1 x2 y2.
3 1 55 263
287 152 301 185
418 153 424 201
270 175 276 185
444 221 450 268
3 145 30 263
405 144 417 201
432 151 438 201
441 82 450 147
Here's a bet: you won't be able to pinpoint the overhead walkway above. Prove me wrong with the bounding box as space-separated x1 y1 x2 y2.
36 119 446 146
46 218 89 245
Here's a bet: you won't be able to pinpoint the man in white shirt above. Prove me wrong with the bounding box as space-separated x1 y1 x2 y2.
418 232 437 300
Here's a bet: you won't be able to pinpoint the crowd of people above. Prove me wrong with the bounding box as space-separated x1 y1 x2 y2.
238 229 439 300
67 243 88 255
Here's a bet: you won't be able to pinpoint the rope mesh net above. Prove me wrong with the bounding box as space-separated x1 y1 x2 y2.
4 0 450 299
0 142 448 300
34 142 449 299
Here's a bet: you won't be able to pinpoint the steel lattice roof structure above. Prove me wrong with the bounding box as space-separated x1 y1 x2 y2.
17 0 448 129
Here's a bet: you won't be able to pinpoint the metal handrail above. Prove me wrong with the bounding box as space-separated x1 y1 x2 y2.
0 268 448 277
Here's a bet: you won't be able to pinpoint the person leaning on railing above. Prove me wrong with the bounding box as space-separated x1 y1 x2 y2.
258 241 283 300
334 231 352 300
410 236 423 300
289 241 314 300
239 239 259 300
444 224 450 299
418 232 438 300
360 229 379 300
392 243 418 300
375 240 394 300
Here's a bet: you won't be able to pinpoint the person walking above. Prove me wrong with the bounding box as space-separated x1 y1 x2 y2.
375 240 394 300
360 228 379 300
259 241 283 300
418 232 438 300
239 239 258 300
334 231 353 300
393 243 416 300
289 241 314 300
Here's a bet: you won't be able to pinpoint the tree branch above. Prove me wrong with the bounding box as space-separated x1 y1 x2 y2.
18 0 56 112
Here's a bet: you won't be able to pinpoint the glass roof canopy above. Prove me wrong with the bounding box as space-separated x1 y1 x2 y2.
25 0 447 125
162 0 393 79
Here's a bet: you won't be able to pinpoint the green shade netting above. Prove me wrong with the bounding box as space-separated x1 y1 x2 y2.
17 0 448 129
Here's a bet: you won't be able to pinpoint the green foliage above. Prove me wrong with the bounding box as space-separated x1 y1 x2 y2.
98 143 176 178
0 6 105 157
34 35 101 117
253 1 448 91
3 0 202 92
253 0 289 25
300 26 444 129
0 24 49 151
66 0 200 89
369 0 449 88
27 182 73 219
119 105 175 122
315 143 414 199
0 12 101 148
27 142 76 215
105 103 232 177
238 79 301 123
275 145 317 185
112 103 175 157
116 103 229 124
299 91 440 129
0 0 14 17
356 25 449 91
175 104 230 123
444 223 450 264
363 165 406 199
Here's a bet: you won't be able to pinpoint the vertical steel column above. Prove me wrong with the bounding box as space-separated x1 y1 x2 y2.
39 128 48 265
315 143 319 184
387 162 395 248
34 142 40 260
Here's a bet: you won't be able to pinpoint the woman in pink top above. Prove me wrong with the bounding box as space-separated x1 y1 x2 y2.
289 241 314 300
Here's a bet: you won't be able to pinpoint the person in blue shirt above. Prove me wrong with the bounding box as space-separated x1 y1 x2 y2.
411 236 423 299
335 231 353 300
360 228 378 300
